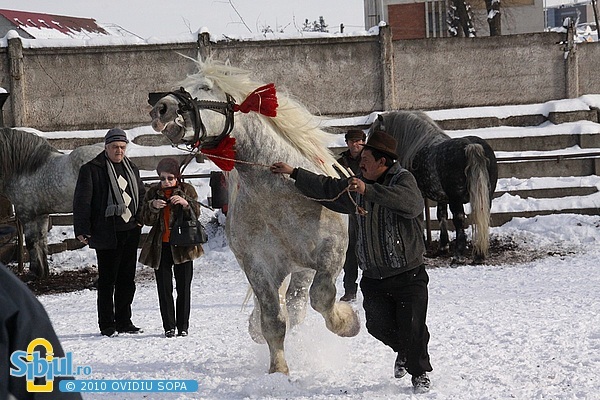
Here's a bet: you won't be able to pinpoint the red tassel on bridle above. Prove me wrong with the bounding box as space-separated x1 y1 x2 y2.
197 84 278 172
233 83 278 117
200 136 236 171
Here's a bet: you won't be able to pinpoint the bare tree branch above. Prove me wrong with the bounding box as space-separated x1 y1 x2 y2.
228 0 252 33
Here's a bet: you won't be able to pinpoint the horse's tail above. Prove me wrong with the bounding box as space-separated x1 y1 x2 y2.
465 143 492 260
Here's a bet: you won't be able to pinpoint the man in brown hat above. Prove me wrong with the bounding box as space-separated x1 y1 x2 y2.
270 130 433 394
73 128 145 338
337 129 366 302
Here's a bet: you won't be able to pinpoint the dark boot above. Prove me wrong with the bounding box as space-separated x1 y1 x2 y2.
340 291 357 302
411 373 430 394
394 353 407 378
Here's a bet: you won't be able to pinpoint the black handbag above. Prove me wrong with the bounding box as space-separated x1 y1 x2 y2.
169 207 208 246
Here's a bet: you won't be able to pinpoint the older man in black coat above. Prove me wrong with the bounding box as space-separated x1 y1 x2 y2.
73 128 145 337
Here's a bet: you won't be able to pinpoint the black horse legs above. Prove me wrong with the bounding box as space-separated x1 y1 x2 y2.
449 203 468 264
434 202 468 264
436 203 450 254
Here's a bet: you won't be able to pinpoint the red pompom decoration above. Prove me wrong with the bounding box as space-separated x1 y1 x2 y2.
233 83 278 117
201 136 236 171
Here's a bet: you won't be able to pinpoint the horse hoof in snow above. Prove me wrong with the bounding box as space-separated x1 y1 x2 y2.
471 255 486 265
450 256 467 265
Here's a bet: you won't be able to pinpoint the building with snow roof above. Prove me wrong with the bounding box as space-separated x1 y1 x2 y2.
0 9 141 40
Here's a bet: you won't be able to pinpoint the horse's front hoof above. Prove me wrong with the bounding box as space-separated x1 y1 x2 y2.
268 361 289 375
450 256 467 266
327 302 360 337
424 249 438 258
471 256 486 265
472 251 487 265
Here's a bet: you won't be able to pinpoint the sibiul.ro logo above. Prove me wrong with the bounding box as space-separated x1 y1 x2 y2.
10 338 92 393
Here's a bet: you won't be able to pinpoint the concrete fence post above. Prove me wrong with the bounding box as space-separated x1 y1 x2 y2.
198 32 212 61
379 25 397 111
7 36 25 127
564 21 579 99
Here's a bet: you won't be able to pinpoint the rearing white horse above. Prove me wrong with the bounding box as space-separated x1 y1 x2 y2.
148 57 360 374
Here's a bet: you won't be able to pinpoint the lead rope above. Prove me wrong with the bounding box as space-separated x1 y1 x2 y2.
202 153 367 215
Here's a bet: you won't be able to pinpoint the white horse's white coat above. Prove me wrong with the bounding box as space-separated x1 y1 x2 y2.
150 58 360 374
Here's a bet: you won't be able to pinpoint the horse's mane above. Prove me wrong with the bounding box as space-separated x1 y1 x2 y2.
179 56 339 176
382 111 450 169
0 128 59 181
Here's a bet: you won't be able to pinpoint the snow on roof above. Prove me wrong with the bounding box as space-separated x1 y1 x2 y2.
0 9 141 40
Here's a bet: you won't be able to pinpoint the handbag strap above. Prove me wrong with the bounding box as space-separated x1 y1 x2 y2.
173 205 198 226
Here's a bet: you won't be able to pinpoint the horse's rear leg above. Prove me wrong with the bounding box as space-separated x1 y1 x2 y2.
437 203 450 255
247 277 289 374
450 202 468 264
310 270 360 337
248 296 266 344
286 270 314 328
248 269 313 343
22 215 50 279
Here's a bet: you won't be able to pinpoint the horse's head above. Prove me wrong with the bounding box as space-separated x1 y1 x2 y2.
151 58 353 177
149 58 279 156
368 111 451 170
148 75 234 150
368 113 387 135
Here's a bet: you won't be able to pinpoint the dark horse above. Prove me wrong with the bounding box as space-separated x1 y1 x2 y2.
370 111 498 263
0 128 102 278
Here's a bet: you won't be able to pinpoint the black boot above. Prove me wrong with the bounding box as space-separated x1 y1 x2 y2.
411 373 431 394
394 353 407 378
340 291 357 302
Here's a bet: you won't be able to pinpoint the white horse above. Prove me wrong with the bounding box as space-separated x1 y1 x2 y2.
149 57 360 374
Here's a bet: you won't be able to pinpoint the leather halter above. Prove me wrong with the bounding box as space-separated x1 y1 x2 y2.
148 87 236 150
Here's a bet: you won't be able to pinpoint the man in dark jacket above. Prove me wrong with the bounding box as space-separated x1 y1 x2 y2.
270 130 433 394
73 128 145 337
336 129 366 302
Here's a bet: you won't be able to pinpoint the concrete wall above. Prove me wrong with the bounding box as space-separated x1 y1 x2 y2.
5 40 199 130
205 36 382 116
0 28 593 131
577 40 600 96
392 32 566 110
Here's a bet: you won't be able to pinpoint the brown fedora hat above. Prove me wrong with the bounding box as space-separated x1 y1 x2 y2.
362 130 398 159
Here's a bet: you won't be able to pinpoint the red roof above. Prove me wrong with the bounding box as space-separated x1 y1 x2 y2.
0 9 108 36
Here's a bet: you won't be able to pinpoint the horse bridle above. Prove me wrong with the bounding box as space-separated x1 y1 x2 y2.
148 87 236 150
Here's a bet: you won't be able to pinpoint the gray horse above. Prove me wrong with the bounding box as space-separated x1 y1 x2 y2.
0 128 102 278
148 57 360 374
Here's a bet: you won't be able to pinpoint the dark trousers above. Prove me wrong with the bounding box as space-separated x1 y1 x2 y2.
342 215 359 294
95 227 141 331
155 244 193 332
361 264 433 376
